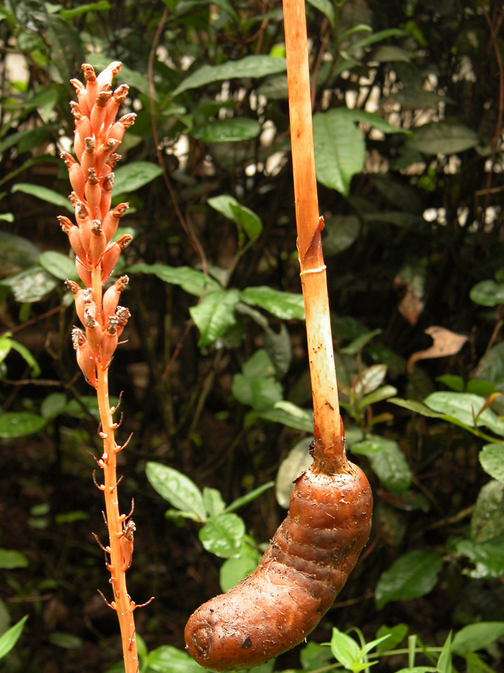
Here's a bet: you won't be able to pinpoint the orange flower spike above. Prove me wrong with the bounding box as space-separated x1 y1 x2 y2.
82 63 98 111
84 307 103 354
58 216 87 261
81 137 96 176
101 235 132 284
102 202 128 242
96 138 121 176
60 152 85 200
107 113 136 143
89 220 107 267
85 168 101 218
90 88 112 137
103 275 129 320
70 78 90 117
115 306 131 338
75 200 93 253
72 327 98 388
100 316 119 370
70 102 93 140
65 280 87 324
96 61 122 91
104 84 129 130
99 173 115 221
75 257 92 287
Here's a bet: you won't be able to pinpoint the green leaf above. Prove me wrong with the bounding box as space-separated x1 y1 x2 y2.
49 632 83 649
59 1 111 19
470 280 504 307
332 108 412 136
3 266 59 303
480 444 504 483
452 622 504 656
471 480 504 544
375 549 443 609
323 215 361 256
354 364 387 396
225 481 274 514
300 641 334 670
113 162 163 196
40 393 67 420
275 437 314 508
352 434 399 456
388 397 444 418
202 487 226 518
437 632 452 673
455 538 504 579
232 374 283 411
0 231 40 270
358 385 398 409
330 628 361 669
341 329 382 355
369 440 412 494
191 118 261 143
11 183 73 212
376 624 409 654
199 512 245 558
145 462 206 521
407 121 479 155
346 28 406 54
147 644 209 673
189 289 240 347
230 203 263 240
220 540 261 591
0 549 29 569
306 0 335 25
126 263 219 296
424 392 504 436
0 615 28 660
0 412 46 438
39 251 78 281
174 55 287 95
240 286 305 320
313 109 365 196
0 334 41 377
258 401 314 433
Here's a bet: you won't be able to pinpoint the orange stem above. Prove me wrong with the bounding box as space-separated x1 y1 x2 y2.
283 0 343 463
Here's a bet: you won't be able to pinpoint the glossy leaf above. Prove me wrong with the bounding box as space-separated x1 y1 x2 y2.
455 538 504 579
240 286 305 320
199 512 245 558
258 401 313 433
452 622 504 656
330 628 361 670
0 615 28 660
376 624 409 654
224 481 274 514
332 108 411 136
127 263 219 296
202 487 226 518
358 385 398 409
191 118 261 143
173 55 287 95
0 231 40 269
323 215 361 256
375 549 443 609
40 393 67 420
0 549 29 569
39 251 78 281
4 267 58 303
352 434 399 456
368 440 412 494
0 333 41 377
59 1 111 19
354 364 387 396
424 392 504 435
470 280 504 307
232 373 283 411
230 203 263 240
113 162 163 196
313 109 365 196
389 397 444 418
144 644 208 673
306 0 335 24
189 289 240 346
470 480 504 544
11 184 73 213
480 444 504 483
145 462 206 521
0 412 46 438
275 437 314 508
219 539 261 591
407 121 479 155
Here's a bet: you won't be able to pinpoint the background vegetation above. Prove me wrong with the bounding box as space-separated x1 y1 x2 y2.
0 0 504 671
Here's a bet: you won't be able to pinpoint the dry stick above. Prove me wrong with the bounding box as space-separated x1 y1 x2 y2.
282 0 343 466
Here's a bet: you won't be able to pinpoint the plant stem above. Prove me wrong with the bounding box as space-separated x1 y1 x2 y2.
282 0 343 466
92 266 139 673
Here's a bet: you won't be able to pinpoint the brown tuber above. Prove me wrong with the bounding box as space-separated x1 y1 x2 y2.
184 427 372 671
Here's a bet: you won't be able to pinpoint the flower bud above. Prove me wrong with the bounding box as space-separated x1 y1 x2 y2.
89 220 107 267
101 235 132 284
58 216 87 261
75 200 93 253
84 167 101 217
90 89 112 137
96 61 122 92
103 275 129 319
107 113 136 143
84 307 102 354
70 102 93 140
72 326 97 387
61 152 85 200
115 306 131 338
95 138 121 175
82 63 98 112
102 202 128 242
100 316 119 370
66 280 86 324
99 173 114 220
104 83 129 129
70 78 90 117
76 257 92 287
81 137 96 176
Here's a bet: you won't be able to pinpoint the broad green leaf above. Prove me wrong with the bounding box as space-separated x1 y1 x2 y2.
39 251 78 281
0 615 28 660
230 203 263 240
389 397 444 418
11 183 73 212
59 1 110 19
354 364 387 396
231 373 283 411
258 401 313 433
173 55 287 96
407 121 479 155
4 266 58 303
369 441 412 494
40 393 67 420
275 437 314 508
257 75 289 100
375 549 443 609
0 412 46 438
324 215 361 256
352 434 399 456
300 641 335 670
455 538 504 579
424 392 504 436
240 286 305 320
219 539 261 591
376 624 409 654
330 628 360 669
191 118 261 143
208 194 241 221
189 289 240 347
147 645 209 673
333 108 411 136
470 480 504 544
242 349 275 379
0 549 29 569
437 632 452 673
145 462 206 521
394 669 434 673
306 0 335 25
346 28 405 54
452 622 504 656
480 444 504 483
359 385 398 409
202 487 226 518
263 323 291 379
113 162 163 196
126 263 219 296
199 512 245 558
313 109 365 196
470 280 504 307
49 632 83 649
0 231 40 270
0 214 13 222
224 481 274 514
0 333 41 377
373 45 410 63
341 329 382 355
